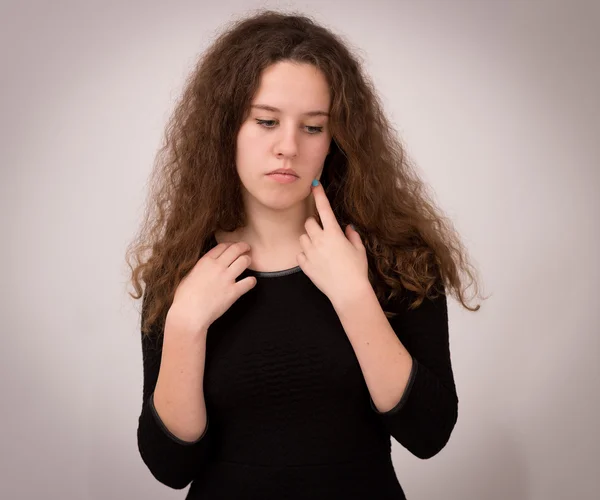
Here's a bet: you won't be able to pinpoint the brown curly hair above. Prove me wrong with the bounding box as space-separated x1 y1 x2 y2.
125 9 485 337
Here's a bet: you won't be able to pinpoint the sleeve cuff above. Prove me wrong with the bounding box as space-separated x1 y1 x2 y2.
370 357 419 415
149 392 209 445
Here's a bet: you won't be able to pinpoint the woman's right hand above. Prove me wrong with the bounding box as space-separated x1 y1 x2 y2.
166 241 256 336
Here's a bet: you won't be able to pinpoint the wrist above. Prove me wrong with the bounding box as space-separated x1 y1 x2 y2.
166 307 209 339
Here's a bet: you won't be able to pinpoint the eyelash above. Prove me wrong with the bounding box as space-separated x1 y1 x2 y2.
255 119 324 135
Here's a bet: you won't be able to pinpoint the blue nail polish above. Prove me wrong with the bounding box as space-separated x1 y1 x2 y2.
350 224 355 230
312 179 319 187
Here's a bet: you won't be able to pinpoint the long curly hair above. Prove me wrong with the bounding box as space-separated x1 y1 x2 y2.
125 9 485 337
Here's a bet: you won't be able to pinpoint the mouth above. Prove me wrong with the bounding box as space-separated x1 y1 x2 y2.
266 169 299 177
266 173 300 183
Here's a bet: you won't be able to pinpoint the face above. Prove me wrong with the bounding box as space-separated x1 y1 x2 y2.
235 61 332 210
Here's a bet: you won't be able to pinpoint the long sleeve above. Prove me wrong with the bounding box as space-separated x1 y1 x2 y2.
369 283 459 459
136 293 213 489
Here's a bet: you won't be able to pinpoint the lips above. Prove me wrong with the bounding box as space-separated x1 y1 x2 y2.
267 168 298 177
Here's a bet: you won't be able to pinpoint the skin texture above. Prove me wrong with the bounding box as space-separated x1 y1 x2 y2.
215 61 333 271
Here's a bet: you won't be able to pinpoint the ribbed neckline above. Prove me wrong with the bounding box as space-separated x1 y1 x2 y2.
244 265 303 278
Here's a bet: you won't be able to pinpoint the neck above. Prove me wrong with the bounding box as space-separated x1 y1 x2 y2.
239 191 318 252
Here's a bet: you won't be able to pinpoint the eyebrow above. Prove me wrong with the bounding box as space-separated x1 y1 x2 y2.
250 104 330 118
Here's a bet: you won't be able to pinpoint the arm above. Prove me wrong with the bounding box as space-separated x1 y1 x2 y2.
137 293 212 489
333 281 458 459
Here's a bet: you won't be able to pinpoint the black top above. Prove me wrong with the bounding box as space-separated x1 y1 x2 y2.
137 254 458 499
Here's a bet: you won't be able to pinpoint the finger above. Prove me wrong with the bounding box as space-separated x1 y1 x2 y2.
310 180 336 230
303 217 321 240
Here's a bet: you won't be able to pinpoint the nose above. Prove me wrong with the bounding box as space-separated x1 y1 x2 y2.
274 123 298 159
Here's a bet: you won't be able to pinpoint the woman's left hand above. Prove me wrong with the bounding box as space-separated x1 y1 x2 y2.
297 180 371 307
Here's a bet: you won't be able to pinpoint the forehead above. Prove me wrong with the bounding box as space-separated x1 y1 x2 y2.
252 61 331 114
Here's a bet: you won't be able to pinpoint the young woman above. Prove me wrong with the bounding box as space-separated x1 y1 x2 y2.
126 9 483 500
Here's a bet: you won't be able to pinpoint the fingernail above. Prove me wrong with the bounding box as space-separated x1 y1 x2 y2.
350 224 356 230
312 179 319 187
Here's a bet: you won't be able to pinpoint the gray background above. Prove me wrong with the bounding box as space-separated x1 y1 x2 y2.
1 0 598 499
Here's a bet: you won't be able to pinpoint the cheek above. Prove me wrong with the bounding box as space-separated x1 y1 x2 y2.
309 136 331 160
236 127 263 159
236 123 252 147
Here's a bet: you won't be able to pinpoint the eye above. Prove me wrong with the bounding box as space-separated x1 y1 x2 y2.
256 119 277 128
305 126 324 135
255 119 323 135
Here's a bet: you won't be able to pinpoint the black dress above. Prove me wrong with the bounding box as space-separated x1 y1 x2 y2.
137 257 458 499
